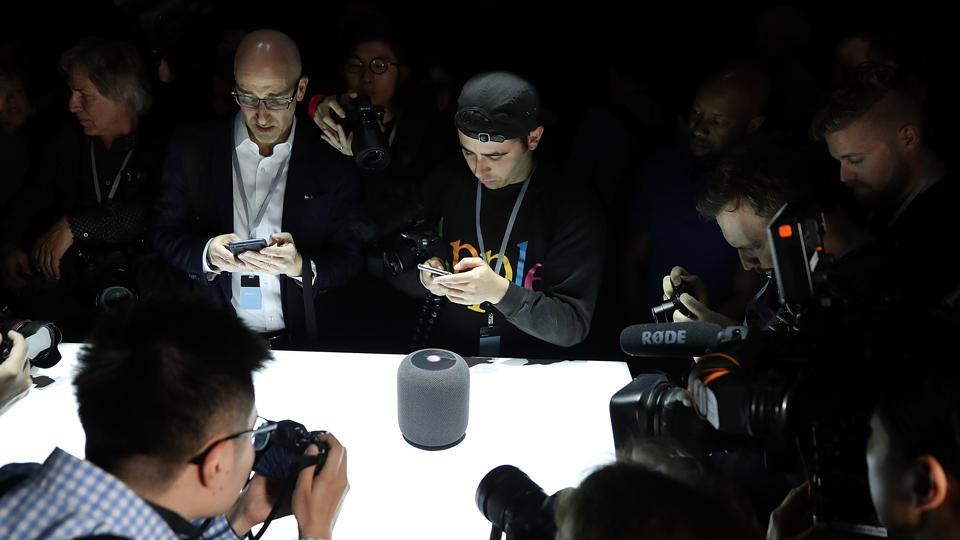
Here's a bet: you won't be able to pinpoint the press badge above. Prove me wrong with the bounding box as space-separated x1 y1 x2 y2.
478 308 501 357
239 275 262 310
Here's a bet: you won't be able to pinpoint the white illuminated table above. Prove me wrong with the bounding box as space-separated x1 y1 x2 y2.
0 344 631 539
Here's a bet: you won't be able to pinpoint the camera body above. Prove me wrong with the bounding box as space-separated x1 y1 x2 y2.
253 419 329 485
651 281 698 323
78 248 137 312
334 94 391 172
383 220 443 276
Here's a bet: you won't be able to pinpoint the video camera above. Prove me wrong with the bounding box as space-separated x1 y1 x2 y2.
614 201 893 537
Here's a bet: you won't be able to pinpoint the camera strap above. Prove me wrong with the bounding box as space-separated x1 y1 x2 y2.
475 164 536 277
89 141 134 205
232 148 287 239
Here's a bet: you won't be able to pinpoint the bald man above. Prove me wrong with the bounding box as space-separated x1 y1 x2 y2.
154 29 362 348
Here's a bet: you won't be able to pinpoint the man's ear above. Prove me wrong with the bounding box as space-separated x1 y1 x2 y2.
198 439 232 489
912 454 949 513
897 124 921 153
296 76 310 102
747 115 766 135
527 126 545 151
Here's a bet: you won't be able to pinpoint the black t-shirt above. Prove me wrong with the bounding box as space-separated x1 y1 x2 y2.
421 157 605 358
871 173 959 302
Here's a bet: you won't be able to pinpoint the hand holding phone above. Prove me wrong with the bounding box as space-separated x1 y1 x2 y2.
417 263 451 276
228 238 268 256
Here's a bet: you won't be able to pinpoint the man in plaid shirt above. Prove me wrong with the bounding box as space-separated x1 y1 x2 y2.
0 295 348 539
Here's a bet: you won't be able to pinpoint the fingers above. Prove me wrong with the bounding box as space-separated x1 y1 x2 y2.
453 257 485 272
0 331 29 375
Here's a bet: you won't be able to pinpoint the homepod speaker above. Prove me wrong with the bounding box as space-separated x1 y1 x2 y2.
398 348 470 449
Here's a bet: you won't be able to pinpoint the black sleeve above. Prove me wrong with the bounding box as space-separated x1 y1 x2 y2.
151 128 216 277
306 165 363 294
493 185 606 347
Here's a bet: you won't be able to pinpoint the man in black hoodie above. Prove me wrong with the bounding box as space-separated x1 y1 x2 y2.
417 71 604 358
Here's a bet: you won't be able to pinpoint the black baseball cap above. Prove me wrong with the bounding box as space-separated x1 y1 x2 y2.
455 71 541 142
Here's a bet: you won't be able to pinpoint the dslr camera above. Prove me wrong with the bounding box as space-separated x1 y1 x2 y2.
475 465 561 540
333 94 391 172
382 219 443 277
253 419 329 484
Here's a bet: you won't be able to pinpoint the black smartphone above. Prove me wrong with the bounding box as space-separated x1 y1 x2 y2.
228 238 268 255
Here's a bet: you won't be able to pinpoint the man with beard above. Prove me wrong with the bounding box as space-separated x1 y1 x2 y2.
811 62 956 304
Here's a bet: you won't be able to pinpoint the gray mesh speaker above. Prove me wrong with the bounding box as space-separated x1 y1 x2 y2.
397 348 470 450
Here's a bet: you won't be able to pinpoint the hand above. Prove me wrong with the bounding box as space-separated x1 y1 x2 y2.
0 331 31 413
315 93 356 157
226 474 291 537
206 233 252 274
433 257 510 305
662 266 709 306
767 482 828 540
0 247 32 293
418 257 448 296
238 233 303 277
661 266 734 325
31 216 74 280
293 433 349 539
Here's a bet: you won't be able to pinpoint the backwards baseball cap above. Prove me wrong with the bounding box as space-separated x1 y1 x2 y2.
455 71 541 142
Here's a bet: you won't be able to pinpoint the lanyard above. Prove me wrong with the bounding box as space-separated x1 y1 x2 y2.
475 165 536 277
232 147 287 239
89 141 133 205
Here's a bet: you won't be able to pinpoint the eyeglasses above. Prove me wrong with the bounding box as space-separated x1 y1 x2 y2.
188 416 278 465
345 57 400 75
232 88 297 110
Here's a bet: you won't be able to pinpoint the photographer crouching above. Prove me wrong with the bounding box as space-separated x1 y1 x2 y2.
0 294 349 539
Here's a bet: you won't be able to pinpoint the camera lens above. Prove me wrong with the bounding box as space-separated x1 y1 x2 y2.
476 465 556 538
651 299 678 323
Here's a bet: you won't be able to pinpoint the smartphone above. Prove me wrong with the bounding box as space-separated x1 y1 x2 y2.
417 263 451 276
228 238 268 255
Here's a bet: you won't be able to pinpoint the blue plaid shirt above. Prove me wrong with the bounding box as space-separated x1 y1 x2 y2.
0 448 239 540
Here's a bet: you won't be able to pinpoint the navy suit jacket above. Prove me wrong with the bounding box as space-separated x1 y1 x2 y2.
152 118 362 340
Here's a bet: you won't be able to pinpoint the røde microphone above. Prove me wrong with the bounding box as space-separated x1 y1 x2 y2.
620 322 748 357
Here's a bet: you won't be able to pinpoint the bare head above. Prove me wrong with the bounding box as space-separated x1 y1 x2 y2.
233 30 307 153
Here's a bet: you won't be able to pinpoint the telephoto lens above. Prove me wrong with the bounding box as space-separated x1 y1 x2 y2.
476 465 559 540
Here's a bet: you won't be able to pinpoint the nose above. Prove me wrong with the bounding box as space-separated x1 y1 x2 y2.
839 162 857 184
255 102 271 124
473 156 490 178
68 91 82 113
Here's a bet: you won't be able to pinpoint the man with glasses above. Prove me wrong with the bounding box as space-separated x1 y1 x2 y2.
0 295 349 539
154 29 362 348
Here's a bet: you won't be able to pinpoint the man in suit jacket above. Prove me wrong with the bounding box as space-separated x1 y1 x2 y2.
153 29 361 347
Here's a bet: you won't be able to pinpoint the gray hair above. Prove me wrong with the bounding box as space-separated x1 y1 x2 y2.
60 37 152 116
